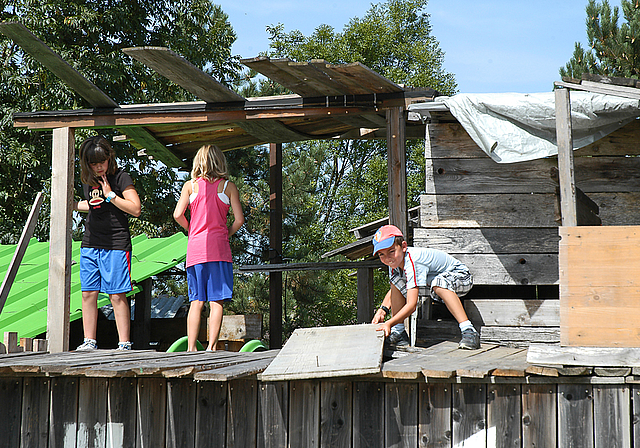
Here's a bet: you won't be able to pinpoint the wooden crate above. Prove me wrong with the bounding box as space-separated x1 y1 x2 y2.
559 226 640 347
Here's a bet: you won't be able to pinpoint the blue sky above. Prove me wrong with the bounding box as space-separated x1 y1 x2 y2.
215 0 623 94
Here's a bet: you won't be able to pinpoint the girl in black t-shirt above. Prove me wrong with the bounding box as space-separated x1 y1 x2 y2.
73 136 141 351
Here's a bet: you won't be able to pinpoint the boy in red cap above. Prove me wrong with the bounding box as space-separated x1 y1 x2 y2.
371 224 480 349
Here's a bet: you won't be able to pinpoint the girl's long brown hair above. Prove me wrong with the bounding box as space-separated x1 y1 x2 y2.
79 136 118 186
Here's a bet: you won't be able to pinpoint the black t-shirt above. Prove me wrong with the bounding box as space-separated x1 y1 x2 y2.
81 169 134 251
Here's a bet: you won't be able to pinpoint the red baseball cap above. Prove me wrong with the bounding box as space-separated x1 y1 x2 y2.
372 225 404 255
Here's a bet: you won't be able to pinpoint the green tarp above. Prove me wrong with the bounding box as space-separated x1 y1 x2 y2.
0 233 187 339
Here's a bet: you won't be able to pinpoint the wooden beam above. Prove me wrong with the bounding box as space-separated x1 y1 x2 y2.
239 260 385 273
132 278 152 350
386 107 407 236
47 127 74 353
269 143 283 349
117 126 184 168
0 22 118 108
555 88 577 226
122 47 245 103
0 192 43 315
236 119 311 144
357 268 374 324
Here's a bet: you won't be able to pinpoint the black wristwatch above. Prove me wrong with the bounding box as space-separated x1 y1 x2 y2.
380 305 390 315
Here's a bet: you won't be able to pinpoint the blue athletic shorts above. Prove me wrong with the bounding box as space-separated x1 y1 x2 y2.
80 247 133 294
186 261 233 302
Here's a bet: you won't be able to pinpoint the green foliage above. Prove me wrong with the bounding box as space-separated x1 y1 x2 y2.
560 0 640 79
0 0 239 243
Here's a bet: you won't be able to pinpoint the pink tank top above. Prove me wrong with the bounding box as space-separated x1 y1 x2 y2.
186 178 232 267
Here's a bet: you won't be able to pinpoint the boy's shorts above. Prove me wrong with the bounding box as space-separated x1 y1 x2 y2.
80 247 132 294
187 261 233 302
430 265 473 300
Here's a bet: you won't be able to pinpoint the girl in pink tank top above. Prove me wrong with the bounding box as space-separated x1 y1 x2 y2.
173 144 245 351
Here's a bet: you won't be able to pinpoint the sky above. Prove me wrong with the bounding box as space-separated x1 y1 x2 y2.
215 0 623 94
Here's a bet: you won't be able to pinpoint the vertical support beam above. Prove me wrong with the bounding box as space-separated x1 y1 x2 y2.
47 127 74 353
269 143 283 349
386 107 407 237
555 88 577 227
356 268 374 323
132 277 152 350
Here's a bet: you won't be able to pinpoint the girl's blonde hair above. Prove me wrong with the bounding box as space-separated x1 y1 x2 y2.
191 144 228 182
79 136 118 186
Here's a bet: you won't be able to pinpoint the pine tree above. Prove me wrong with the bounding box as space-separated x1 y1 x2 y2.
561 0 640 79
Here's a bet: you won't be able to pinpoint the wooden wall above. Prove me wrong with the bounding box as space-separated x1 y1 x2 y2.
2 375 639 448
416 119 640 287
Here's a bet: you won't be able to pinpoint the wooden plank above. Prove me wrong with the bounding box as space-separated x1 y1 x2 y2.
194 352 277 381
289 380 320 448
137 378 166 447
286 61 346 96
581 72 640 88
420 193 559 227
165 378 196 448
522 384 557 448
117 126 184 168
387 106 407 235
240 260 385 273
480 327 560 346
122 46 244 103
195 382 227 447
385 383 418 447
0 22 118 108
634 384 640 448
259 324 384 381
218 314 263 341
353 382 384 448
456 347 529 379
527 343 640 367
356 268 374 324
4 331 20 354
560 226 640 347
329 62 404 94
241 57 323 97
556 79 640 100
227 379 258 448
0 378 22 448
257 382 288 448
452 384 486 447
414 227 560 254
465 299 559 326
593 384 631 448
50 377 78 448
47 127 74 353
77 378 108 448
236 119 312 144
555 88 578 226
558 384 594 448
456 253 558 286
419 383 451 448
320 381 352 448
311 60 373 95
21 378 50 448
106 377 137 448
487 384 521 448
0 192 43 314
421 344 500 379
269 142 283 349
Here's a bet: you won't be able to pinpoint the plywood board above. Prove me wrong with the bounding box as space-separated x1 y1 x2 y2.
259 324 384 381
560 226 640 347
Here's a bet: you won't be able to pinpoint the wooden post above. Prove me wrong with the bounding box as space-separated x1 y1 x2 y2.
356 268 374 323
132 277 152 350
386 107 407 237
47 127 74 353
269 143 283 349
555 88 578 227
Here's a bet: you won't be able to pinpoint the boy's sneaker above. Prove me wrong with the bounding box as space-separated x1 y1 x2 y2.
76 338 97 351
117 341 132 351
387 330 410 347
459 328 480 350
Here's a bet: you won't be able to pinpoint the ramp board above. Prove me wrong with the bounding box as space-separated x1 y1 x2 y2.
259 324 384 381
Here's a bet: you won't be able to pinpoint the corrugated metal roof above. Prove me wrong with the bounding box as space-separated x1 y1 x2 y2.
0 233 187 339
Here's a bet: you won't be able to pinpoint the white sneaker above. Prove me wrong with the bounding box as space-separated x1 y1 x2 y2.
76 339 97 351
117 341 132 351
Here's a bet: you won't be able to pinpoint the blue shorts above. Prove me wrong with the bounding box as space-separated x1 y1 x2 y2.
80 247 132 294
187 261 233 302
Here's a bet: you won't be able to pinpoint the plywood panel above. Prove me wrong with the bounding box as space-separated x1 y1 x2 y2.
560 226 640 347
260 324 384 380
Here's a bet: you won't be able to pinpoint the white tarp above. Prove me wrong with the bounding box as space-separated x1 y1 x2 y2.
408 92 640 163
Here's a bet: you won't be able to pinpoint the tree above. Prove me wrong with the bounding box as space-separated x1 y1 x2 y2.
560 0 640 79
0 0 240 243
232 0 457 334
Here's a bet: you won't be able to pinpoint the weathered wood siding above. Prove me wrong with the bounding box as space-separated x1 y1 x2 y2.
417 120 640 287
